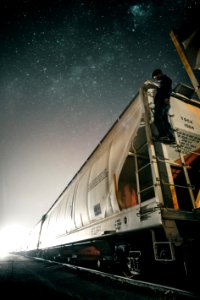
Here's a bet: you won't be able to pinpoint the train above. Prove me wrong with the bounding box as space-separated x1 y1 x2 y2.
20 80 200 288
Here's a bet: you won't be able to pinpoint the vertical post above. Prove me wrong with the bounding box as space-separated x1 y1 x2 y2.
170 30 200 100
37 214 46 250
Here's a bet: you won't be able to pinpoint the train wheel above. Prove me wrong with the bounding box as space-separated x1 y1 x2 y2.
96 259 109 272
122 267 134 278
121 255 141 278
97 259 101 269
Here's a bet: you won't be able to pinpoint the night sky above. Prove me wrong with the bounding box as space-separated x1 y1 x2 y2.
0 0 199 235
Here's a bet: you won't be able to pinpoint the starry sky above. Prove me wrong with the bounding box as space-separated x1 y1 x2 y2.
0 0 199 233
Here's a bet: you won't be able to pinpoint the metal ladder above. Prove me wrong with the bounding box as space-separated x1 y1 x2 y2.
166 113 196 209
141 88 196 210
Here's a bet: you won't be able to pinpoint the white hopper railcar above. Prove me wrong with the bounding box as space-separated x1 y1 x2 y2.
24 84 200 286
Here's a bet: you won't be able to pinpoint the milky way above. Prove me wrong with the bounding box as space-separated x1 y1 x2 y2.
0 0 199 230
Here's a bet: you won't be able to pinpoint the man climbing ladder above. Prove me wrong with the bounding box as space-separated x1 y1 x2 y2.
151 69 175 144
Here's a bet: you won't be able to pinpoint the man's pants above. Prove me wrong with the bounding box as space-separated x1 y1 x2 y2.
154 103 174 138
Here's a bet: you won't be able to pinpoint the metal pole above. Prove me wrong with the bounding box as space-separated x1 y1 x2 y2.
170 30 200 100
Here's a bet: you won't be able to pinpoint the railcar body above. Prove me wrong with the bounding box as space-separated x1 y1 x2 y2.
25 84 200 286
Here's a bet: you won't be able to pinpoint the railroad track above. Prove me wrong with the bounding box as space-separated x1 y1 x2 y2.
33 257 200 300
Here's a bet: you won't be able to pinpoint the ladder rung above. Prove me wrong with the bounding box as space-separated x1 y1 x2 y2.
161 180 194 189
137 185 154 194
191 151 200 156
156 156 190 168
138 162 151 172
170 163 191 170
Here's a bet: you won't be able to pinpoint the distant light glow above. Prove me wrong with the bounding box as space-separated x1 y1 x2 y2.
0 224 29 257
